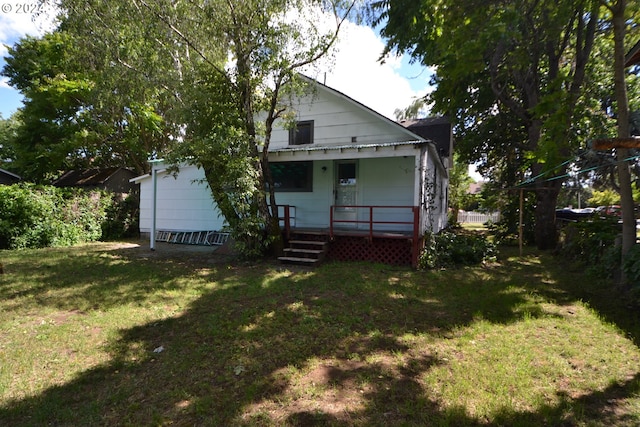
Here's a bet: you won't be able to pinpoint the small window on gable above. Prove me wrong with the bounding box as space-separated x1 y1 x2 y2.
289 120 314 145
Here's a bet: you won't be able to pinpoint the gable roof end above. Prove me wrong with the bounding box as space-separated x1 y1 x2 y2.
298 75 429 144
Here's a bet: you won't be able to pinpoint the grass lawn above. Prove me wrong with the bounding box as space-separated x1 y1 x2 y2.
1 241 640 426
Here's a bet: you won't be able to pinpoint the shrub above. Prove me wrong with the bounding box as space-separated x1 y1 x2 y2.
0 184 137 250
101 194 140 240
419 228 497 270
623 245 640 289
557 216 621 277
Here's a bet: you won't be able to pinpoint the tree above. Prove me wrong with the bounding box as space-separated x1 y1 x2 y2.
602 0 636 265
447 153 475 223
1 33 93 181
1 31 174 181
0 113 20 168
374 0 600 250
46 0 357 256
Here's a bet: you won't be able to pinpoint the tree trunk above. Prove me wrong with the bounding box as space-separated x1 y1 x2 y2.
611 0 635 263
534 184 561 250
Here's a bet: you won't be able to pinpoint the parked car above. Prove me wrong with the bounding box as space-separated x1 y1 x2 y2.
595 205 621 217
555 208 595 222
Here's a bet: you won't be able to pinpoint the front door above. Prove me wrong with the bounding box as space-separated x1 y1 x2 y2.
334 161 358 227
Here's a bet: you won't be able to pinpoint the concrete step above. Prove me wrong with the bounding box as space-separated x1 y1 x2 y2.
278 256 321 264
283 248 324 255
288 240 328 246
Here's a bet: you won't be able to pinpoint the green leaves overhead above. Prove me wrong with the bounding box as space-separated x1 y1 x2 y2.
375 0 607 249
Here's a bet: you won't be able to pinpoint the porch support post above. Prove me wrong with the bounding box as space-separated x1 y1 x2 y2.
412 206 420 268
284 205 291 240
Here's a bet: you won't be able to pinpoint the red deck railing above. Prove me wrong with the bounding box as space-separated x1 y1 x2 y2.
330 205 421 267
276 204 422 267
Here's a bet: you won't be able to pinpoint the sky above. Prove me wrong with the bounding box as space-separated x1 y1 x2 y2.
0 7 432 120
0 3 56 118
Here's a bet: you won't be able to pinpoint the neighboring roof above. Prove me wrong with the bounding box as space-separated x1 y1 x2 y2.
468 182 484 194
400 117 452 157
0 168 21 184
626 39 640 68
0 168 21 180
53 167 135 187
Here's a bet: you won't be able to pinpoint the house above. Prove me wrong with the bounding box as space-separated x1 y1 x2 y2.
53 167 138 196
625 39 640 68
0 168 21 185
132 78 451 267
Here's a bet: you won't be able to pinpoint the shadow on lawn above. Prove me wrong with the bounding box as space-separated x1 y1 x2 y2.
1 244 639 425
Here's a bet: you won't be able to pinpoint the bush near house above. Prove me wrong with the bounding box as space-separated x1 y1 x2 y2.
0 184 137 249
419 227 497 269
557 216 621 279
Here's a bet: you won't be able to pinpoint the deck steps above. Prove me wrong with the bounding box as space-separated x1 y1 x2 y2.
278 235 329 266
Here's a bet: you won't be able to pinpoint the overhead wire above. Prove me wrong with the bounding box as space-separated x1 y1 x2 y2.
514 149 640 187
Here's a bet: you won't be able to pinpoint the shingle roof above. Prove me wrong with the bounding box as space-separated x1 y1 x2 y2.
626 39 640 68
53 168 129 187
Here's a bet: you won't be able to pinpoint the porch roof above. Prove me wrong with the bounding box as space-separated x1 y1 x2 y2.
267 140 426 154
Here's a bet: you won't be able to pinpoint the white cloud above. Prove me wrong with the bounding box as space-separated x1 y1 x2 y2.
316 21 429 119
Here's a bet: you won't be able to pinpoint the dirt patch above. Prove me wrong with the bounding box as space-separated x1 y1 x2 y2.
109 239 237 266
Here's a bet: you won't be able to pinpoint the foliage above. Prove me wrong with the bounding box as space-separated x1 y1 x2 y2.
1 33 92 182
557 216 622 277
0 114 20 166
622 244 640 290
481 184 536 246
45 0 357 257
1 31 175 181
589 188 621 207
0 184 135 249
419 228 497 269
447 153 475 223
101 194 140 240
373 0 639 250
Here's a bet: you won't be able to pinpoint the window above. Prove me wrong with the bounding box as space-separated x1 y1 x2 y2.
289 120 314 145
269 161 313 192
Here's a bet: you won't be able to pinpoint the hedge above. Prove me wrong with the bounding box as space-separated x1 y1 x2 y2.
0 184 138 250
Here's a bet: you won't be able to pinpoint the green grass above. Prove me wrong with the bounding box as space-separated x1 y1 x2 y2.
1 241 640 426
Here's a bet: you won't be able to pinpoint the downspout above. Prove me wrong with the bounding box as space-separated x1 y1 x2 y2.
149 159 163 251
151 165 157 251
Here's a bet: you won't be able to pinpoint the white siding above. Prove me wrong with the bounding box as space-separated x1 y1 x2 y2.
137 165 225 233
359 157 415 231
269 86 419 149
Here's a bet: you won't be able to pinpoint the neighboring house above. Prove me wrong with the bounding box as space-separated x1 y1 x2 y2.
625 39 640 68
0 168 21 185
132 78 451 267
53 167 138 196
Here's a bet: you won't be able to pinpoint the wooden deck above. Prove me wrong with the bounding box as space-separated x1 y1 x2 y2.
282 227 420 267
288 227 414 239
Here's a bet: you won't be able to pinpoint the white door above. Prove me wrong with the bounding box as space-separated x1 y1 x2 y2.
334 161 358 227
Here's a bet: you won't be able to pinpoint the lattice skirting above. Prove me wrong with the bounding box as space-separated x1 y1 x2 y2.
327 236 414 266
